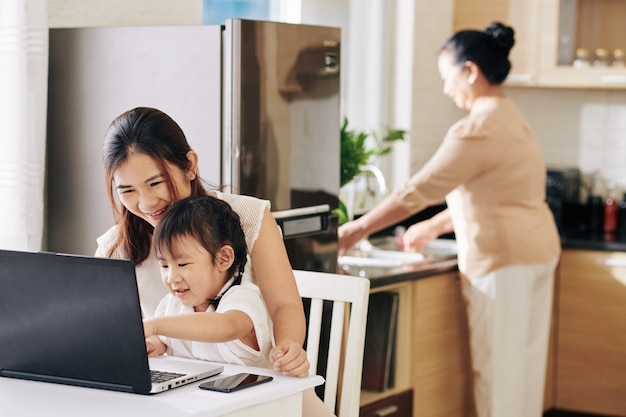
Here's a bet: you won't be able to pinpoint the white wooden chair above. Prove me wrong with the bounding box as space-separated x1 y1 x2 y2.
293 270 370 417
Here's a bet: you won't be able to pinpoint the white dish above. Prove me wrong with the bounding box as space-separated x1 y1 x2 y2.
338 252 425 267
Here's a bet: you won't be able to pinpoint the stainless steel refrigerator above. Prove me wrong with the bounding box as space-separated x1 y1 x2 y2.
46 19 340 272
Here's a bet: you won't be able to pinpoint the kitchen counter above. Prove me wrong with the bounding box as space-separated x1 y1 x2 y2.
338 257 459 289
555 200 626 251
560 229 626 252
337 236 459 289
337 226 626 290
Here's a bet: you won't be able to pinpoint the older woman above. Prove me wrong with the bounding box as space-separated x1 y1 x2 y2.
339 22 560 417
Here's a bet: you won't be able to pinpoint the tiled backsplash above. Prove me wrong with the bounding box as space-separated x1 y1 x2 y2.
509 87 626 199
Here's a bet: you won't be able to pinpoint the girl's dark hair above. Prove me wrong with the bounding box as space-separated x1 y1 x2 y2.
153 195 248 281
442 21 515 85
103 107 209 264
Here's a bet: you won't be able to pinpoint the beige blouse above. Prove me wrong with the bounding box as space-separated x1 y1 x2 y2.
391 96 561 279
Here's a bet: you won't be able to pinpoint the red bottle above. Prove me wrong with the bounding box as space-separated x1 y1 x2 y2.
604 189 618 238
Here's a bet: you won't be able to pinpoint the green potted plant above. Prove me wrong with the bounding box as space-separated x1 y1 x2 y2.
335 117 407 224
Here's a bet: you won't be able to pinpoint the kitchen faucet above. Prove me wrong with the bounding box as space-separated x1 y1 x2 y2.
359 164 387 197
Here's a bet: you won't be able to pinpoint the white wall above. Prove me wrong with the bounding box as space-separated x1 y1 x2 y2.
409 0 461 176
49 0 202 27
510 87 626 195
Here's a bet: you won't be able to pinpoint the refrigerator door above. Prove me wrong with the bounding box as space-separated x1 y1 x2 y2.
222 19 341 213
47 25 223 255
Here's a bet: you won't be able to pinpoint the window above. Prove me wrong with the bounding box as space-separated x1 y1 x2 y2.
202 0 284 24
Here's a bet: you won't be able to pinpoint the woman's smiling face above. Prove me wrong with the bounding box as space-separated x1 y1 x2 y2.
113 152 193 227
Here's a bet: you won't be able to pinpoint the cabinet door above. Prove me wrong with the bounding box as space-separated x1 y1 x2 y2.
557 250 626 415
454 0 541 86
411 273 473 417
538 0 626 88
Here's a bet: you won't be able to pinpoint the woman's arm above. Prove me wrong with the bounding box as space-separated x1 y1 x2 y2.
251 208 309 376
338 194 415 255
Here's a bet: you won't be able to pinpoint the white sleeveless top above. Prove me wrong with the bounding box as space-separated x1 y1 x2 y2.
96 192 271 318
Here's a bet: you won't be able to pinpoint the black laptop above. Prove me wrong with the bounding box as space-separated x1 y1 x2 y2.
0 249 223 394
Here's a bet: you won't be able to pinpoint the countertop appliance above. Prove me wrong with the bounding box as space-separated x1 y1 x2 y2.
546 166 581 233
46 19 340 273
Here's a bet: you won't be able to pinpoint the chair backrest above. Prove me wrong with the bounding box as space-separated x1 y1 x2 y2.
293 270 370 417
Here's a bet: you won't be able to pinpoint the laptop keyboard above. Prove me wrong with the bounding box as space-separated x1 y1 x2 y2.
150 369 186 384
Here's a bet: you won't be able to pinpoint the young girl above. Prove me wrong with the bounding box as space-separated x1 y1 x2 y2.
143 195 273 368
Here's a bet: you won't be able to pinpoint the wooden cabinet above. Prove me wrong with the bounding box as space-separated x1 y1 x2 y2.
410 273 473 417
538 0 626 88
360 273 473 417
556 249 626 416
541 261 559 412
454 0 626 89
454 0 542 86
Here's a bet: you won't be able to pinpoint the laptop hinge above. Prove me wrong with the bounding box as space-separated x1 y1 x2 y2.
1 369 136 393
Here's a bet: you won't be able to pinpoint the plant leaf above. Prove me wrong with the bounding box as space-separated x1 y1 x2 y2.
339 118 407 188
333 200 350 225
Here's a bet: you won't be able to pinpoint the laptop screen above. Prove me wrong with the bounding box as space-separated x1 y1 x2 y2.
0 250 152 393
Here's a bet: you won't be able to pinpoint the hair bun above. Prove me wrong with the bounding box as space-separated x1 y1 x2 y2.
484 22 515 55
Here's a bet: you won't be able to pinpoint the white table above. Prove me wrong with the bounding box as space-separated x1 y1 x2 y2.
0 362 324 417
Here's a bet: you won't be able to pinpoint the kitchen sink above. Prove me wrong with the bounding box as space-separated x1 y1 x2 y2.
338 236 457 270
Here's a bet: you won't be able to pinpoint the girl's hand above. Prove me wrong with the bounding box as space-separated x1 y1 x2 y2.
270 342 310 378
145 335 166 357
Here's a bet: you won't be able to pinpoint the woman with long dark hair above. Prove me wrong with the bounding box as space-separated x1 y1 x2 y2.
96 107 334 416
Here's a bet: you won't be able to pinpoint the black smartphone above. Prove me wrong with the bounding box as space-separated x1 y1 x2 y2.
198 373 273 393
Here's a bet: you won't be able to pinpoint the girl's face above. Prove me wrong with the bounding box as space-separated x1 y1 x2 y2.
113 152 194 227
438 49 475 111
157 235 232 312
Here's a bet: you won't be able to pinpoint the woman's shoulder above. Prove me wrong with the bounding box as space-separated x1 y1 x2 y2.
448 97 516 140
447 116 486 141
96 225 120 255
214 191 271 213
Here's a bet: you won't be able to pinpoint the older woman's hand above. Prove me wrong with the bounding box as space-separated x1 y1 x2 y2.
338 218 368 256
402 220 439 253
